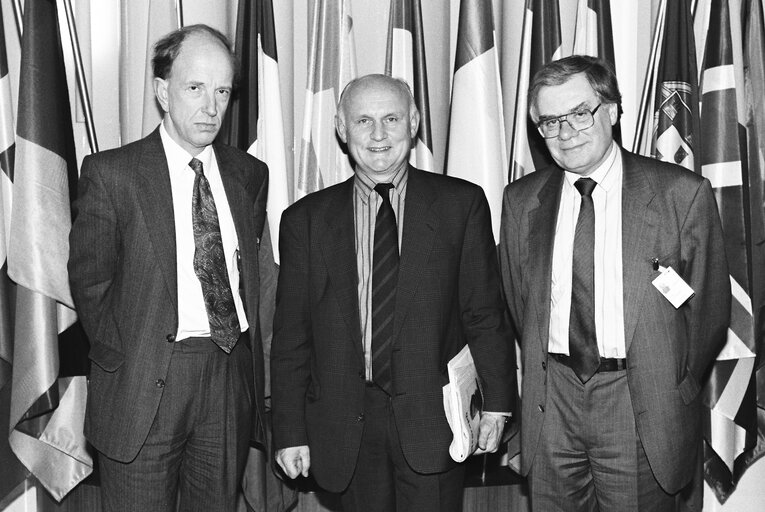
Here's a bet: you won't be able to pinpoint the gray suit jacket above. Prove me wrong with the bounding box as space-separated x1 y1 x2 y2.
271 167 517 492
68 128 269 462
499 149 730 493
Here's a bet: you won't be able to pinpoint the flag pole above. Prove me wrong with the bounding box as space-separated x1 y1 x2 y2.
11 0 22 38
61 0 98 154
176 0 183 28
631 0 666 153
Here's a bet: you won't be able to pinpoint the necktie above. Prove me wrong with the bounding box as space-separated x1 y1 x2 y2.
190 157 240 353
569 177 600 383
372 183 398 394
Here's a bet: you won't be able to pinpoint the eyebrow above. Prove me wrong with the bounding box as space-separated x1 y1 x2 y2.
537 101 592 121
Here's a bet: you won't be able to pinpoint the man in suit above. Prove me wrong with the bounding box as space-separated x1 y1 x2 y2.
499 55 730 511
68 25 268 511
271 74 516 511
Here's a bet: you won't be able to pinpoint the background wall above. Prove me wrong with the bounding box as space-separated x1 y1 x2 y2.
0 0 763 510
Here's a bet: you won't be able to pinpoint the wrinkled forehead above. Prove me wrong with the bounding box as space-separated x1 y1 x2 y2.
344 81 410 116
532 74 598 118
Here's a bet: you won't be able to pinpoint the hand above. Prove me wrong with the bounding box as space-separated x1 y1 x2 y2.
275 445 311 479
474 412 507 455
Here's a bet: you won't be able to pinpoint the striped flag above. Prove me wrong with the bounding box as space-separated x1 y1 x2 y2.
572 0 621 144
445 0 506 241
510 0 563 181
226 1 296 510
385 0 434 173
735 0 765 481
140 0 177 139
697 0 758 502
296 0 357 199
0 1 28 503
6 0 92 501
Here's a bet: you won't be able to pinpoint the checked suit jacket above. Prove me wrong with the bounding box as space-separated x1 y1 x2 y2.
499 149 730 494
271 166 517 493
68 128 269 462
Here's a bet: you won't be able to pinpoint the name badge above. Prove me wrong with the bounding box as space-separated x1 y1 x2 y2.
652 265 694 308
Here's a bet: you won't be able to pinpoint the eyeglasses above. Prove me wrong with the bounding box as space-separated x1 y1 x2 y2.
535 103 602 139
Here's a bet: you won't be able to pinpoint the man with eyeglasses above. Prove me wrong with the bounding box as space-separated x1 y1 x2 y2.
499 55 730 511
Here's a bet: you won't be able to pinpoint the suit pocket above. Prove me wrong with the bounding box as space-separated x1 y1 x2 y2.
88 342 125 373
678 368 700 405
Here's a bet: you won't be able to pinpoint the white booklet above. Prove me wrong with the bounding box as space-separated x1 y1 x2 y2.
442 344 483 462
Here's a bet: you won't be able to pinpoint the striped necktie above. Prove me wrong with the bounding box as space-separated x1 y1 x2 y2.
371 183 398 394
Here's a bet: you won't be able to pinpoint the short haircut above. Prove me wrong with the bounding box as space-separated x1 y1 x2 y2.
337 74 418 121
527 55 622 120
152 24 239 86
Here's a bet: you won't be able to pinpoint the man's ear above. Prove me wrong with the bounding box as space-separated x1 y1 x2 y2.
607 103 619 126
154 77 170 113
409 109 421 139
335 114 347 143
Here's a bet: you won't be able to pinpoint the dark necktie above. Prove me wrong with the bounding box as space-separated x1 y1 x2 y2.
190 157 240 353
372 183 399 394
569 177 600 383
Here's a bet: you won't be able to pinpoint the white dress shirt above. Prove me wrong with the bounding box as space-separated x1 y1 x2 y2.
549 142 626 358
160 123 248 341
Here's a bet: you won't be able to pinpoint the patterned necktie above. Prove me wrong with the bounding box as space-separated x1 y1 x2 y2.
190 157 240 353
372 183 399 394
569 177 600 383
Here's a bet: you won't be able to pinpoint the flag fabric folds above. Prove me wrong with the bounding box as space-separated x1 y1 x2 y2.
510 0 563 181
6 0 92 501
696 0 759 502
296 0 357 200
385 0 434 173
0 1 28 503
647 0 699 174
226 1 296 510
444 0 506 241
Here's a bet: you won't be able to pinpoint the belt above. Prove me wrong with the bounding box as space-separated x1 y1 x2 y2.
549 353 627 372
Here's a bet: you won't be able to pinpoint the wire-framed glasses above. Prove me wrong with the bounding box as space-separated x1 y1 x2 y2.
535 103 602 139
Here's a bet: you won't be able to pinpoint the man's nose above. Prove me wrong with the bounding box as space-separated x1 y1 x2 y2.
557 119 578 140
202 91 218 116
370 122 386 141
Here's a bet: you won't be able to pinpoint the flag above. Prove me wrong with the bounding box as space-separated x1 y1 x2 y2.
225 1 296 510
640 0 700 173
296 0 357 199
140 0 177 139
572 0 621 144
6 0 92 501
510 0 563 181
444 0 506 241
0 0 28 503
697 0 759 502
738 0 765 479
385 0 434 173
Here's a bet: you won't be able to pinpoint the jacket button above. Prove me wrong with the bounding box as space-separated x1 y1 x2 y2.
357 413 364 422
542 361 546 371
166 334 175 343
358 370 365 379
155 379 165 388
538 404 544 413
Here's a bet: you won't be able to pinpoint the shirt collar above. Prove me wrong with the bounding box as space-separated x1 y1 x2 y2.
354 165 409 204
563 141 619 191
159 121 214 173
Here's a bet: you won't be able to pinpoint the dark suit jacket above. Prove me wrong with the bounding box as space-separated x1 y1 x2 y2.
499 149 730 494
68 128 269 462
271 167 516 492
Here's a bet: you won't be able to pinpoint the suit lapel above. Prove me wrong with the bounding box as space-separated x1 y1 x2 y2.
135 129 178 311
395 168 437 339
621 153 658 352
528 170 563 353
321 178 364 358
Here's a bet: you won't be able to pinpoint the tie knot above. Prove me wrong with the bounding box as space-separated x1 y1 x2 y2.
574 177 596 197
374 182 394 199
189 158 204 175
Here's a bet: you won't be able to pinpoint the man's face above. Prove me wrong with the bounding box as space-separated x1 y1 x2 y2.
154 34 234 156
336 78 419 181
532 73 618 176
